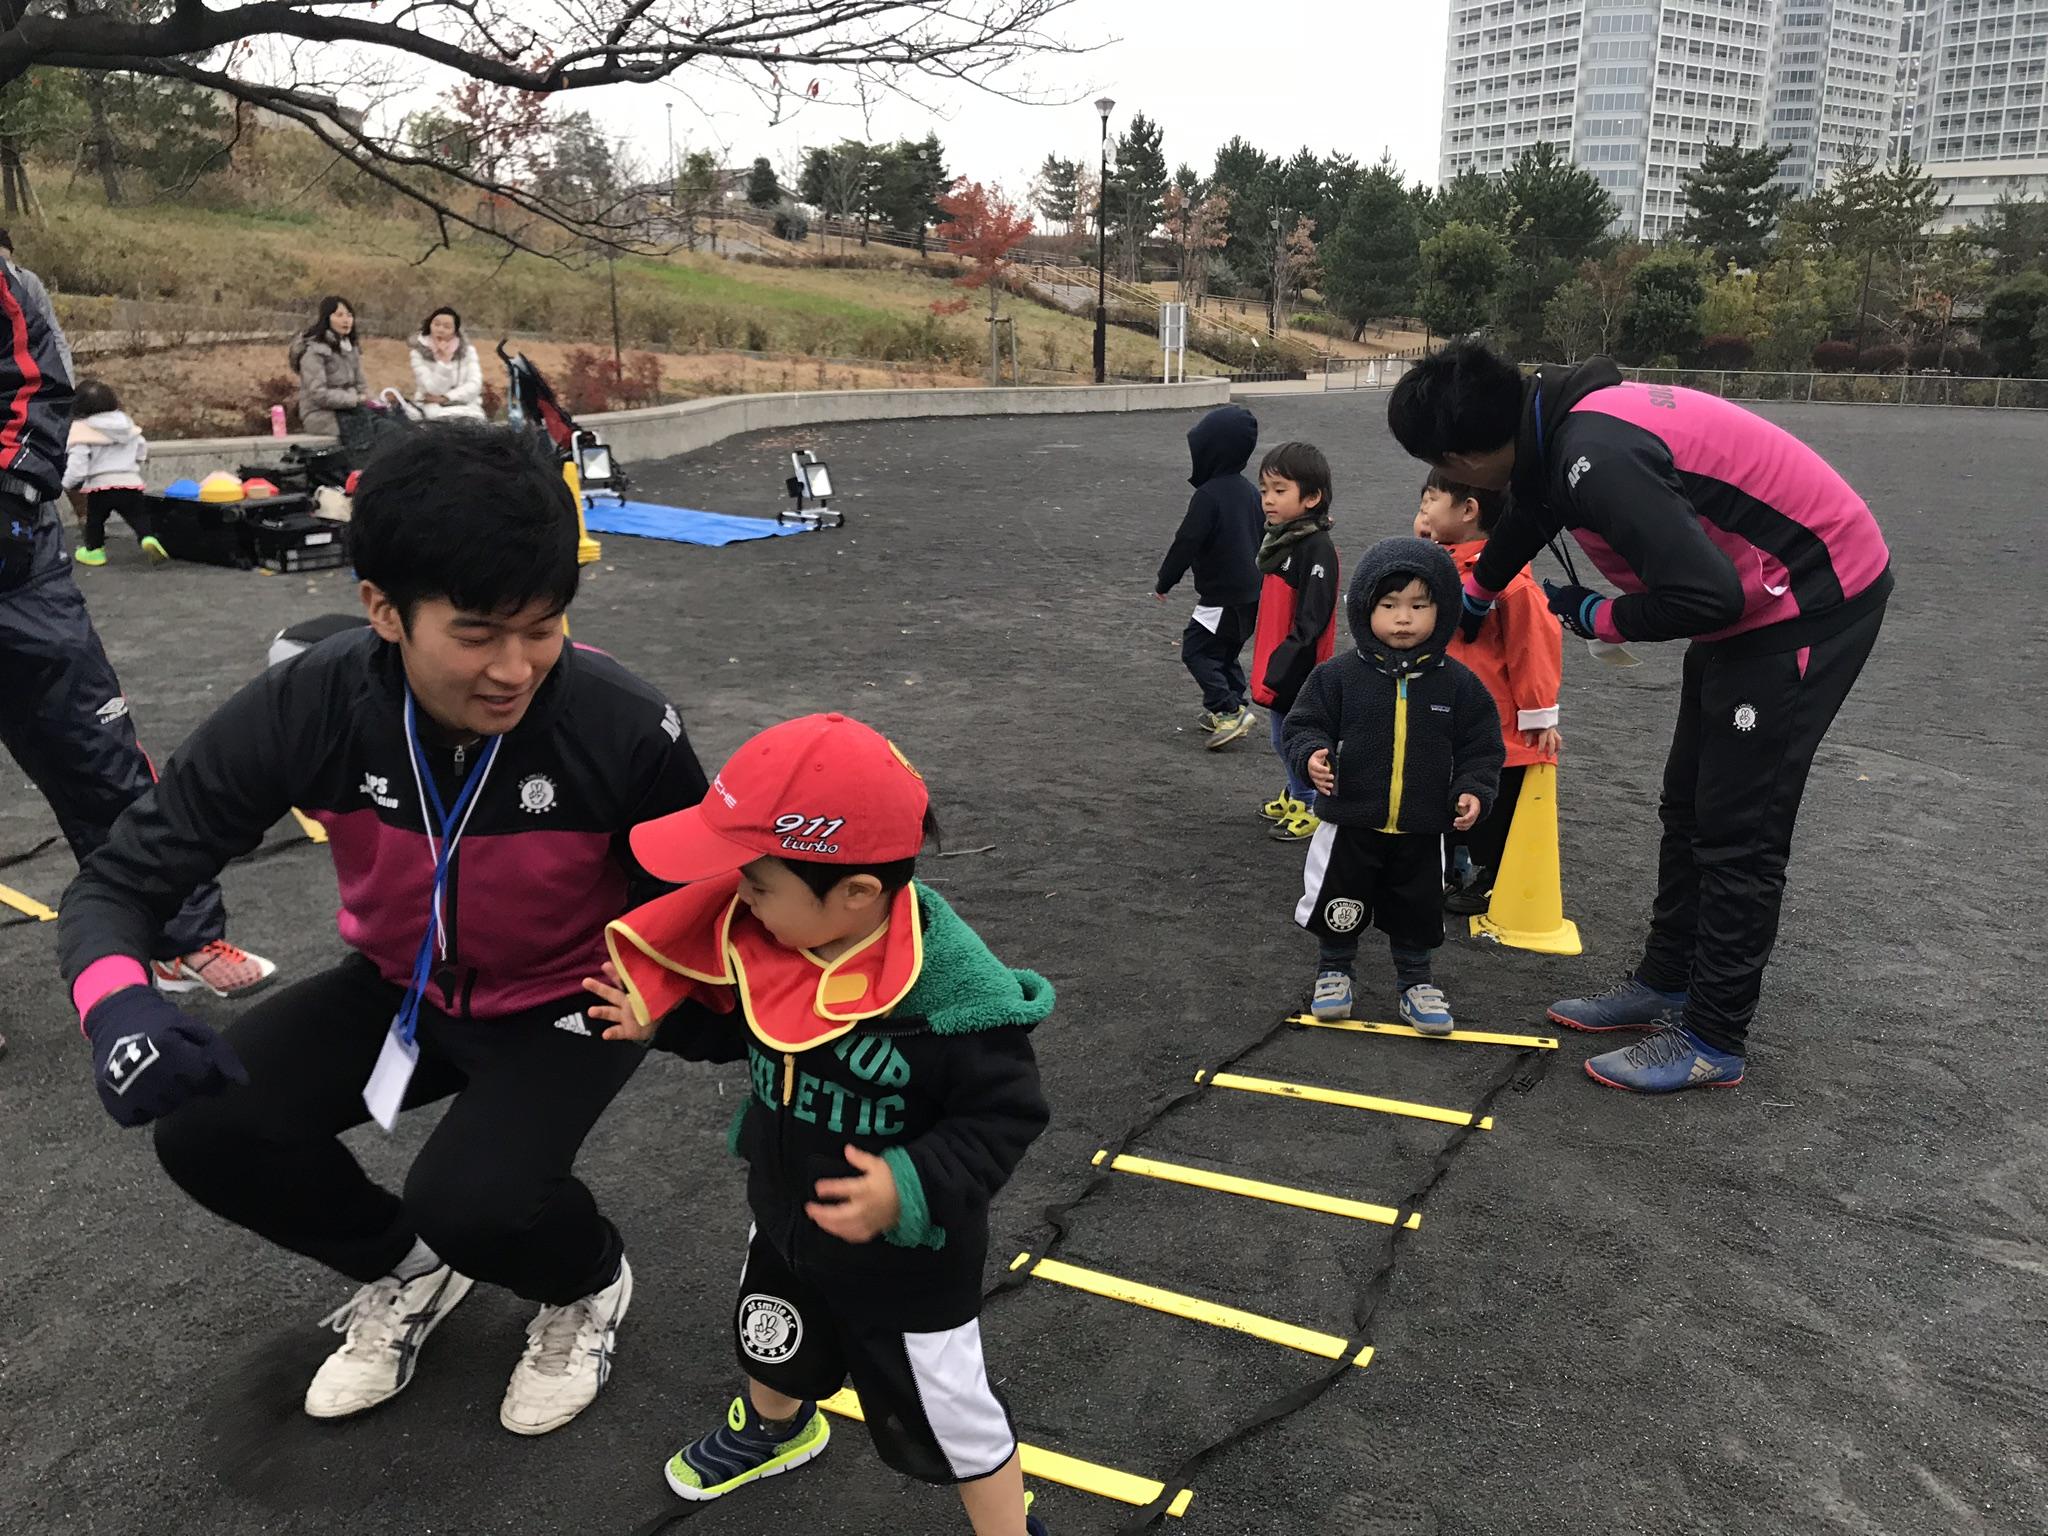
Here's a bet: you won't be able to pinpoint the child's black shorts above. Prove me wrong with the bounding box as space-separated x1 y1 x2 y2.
1294 822 1444 951
731 1228 1017 1485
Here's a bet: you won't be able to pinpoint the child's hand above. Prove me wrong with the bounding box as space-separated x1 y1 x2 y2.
1308 749 1336 794
1453 793 1481 831
581 962 653 1042
806 1145 902 1243
1523 726 1563 757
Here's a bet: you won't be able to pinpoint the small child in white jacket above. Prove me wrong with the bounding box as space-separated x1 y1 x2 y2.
64 378 162 567
408 306 486 421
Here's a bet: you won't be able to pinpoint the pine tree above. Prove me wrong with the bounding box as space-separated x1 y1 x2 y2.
1678 132 1789 267
745 156 779 208
1030 153 1080 233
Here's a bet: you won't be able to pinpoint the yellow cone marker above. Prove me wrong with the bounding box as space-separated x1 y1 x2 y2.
818 1389 1194 1516
0 881 56 921
1016 1253 1373 1367
1289 1014 1558 1049
1091 1150 1420 1229
1199 1069 1494 1130
1470 762 1582 955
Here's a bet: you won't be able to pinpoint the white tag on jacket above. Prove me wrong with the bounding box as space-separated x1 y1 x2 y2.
363 1022 420 1132
1191 604 1223 633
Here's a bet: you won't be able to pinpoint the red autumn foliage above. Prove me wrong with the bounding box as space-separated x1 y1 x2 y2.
930 180 1034 312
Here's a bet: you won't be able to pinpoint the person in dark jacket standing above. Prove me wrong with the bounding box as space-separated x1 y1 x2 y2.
583 713 1053 1535
1155 403 1262 748
58 423 709 1436
0 230 274 1073
1283 537 1504 1036
1249 441 1340 841
1387 341 1891 1094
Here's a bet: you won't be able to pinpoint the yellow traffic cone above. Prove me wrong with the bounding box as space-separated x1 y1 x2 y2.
1470 762 1582 955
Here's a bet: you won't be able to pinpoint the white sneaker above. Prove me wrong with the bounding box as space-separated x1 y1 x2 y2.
304 1264 474 1419
499 1256 633 1436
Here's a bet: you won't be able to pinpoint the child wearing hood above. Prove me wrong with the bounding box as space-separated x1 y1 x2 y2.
63 378 162 568
581 714 1054 1536
1281 537 1505 1034
1154 403 1262 748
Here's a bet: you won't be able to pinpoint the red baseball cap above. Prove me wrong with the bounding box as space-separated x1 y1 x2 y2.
631 713 928 882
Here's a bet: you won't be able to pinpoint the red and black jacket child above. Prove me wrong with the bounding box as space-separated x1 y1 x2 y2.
1249 441 1340 715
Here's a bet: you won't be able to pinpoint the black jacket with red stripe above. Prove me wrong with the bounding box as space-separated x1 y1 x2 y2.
0 256 75 502
58 627 708 1018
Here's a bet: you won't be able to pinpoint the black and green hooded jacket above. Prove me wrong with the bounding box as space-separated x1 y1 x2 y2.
655 881 1052 1328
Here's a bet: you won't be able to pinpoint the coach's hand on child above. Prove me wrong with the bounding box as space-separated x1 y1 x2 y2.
1523 726 1563 757
1307 749 1336 795
806 1145 901 1243
581 962 655 1042
1452 793 1481 832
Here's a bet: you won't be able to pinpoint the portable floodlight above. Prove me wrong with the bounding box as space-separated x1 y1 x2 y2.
572 429 620 502
781 449 843 528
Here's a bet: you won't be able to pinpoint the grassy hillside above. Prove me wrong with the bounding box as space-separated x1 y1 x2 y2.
25 180 1218 434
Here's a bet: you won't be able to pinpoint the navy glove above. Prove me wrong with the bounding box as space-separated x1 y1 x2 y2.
84 985 248 1127
0 492 36 593
1542 579 1607 641
1456 588 1495 644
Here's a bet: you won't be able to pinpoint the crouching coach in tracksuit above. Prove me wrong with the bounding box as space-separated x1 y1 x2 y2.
1387 342 1891 1095
58 424 709 1435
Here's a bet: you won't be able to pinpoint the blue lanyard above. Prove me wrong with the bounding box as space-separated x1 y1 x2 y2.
395 694 500 1044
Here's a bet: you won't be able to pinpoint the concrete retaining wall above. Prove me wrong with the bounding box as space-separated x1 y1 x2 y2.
139 378 1231 489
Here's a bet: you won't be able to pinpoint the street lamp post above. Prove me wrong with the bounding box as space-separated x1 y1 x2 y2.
1093 96 1114 385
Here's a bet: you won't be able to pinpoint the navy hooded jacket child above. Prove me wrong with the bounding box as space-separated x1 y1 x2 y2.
1154 405 1262 605
1283 537 1504 834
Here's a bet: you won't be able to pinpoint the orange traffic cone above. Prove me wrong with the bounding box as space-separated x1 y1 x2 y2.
1470 762 1582 955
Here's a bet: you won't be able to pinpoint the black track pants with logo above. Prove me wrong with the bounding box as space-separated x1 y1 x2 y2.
732 1227 1017 1486
151 955 643 1303
0 516 221 956
1635 603 1885 1054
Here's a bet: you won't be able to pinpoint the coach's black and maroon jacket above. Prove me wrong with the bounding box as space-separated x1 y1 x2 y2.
58 626 707 1018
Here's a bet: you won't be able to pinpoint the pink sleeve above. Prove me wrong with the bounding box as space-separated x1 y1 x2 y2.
1593 603 1625 645
73 955 149 1030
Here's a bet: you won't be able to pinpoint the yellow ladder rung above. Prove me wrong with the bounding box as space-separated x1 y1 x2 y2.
1091 1150 1419 1229
1015 1253 1372 1368
1290 1013 1558 1049
818 1389 1194 1517
1199 1069 1494 1130
0 881 57 922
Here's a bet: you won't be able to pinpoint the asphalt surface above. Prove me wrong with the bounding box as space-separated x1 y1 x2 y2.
1 395 2042 1536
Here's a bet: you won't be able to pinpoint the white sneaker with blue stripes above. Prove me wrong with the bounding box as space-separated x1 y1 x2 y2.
500 1256 633 1435
1399 983 1455 1037
304 1263 474 1419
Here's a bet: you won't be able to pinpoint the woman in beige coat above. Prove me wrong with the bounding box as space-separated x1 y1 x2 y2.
289 295 367 436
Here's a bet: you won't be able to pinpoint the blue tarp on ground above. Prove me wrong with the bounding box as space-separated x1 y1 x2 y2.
581 499 813 547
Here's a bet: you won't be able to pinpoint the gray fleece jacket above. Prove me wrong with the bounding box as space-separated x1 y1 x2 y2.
289 332 367 436
1281 536 1504 834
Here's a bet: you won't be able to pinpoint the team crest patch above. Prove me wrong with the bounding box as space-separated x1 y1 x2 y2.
1323 897 1365 934
518 773 557 813
1733 703 1758 733
738 1294 802 1364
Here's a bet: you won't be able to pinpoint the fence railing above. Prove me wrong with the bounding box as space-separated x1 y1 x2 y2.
1572 364 2048 411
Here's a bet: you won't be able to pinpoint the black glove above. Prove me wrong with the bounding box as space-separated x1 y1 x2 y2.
1456 587 1495 644
84 985 248 1127
0 491 37 593
1542 578 1608 641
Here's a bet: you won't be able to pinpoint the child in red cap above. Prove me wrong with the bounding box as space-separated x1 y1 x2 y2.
582 713 1054 1536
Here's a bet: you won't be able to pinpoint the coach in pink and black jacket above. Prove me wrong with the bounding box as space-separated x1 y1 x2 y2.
1388 344 1890 1090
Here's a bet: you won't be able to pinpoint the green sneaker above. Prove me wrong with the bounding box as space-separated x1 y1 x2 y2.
141 535 169 564
1259 790 1305 822
663 1395 830 1502
74 546 107 567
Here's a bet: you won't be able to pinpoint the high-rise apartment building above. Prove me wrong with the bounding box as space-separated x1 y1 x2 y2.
1912 0 2048 226
1767 2 1904 197
1891 0 1929 158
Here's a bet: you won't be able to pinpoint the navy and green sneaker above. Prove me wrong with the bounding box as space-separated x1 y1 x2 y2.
663 1395 830 1502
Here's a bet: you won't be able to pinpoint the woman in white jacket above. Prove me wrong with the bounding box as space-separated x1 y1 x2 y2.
407 306 486 421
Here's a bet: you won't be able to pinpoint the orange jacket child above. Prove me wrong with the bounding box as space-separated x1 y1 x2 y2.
1443 540 1561 769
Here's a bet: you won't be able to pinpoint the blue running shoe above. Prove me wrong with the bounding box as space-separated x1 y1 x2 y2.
1584 1025 1745 1094
664 1395 830 1501
1310 970 1353 1021
1548 973 1687 1034
1398 983 1454 1037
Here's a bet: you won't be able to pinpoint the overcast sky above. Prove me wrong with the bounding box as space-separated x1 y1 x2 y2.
573 0 1453 193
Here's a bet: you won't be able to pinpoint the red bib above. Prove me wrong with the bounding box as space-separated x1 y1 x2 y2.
605 872 923 1051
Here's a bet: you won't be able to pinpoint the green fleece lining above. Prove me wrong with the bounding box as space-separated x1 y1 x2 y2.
881 1144 946 1251
898 883 1056 1036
